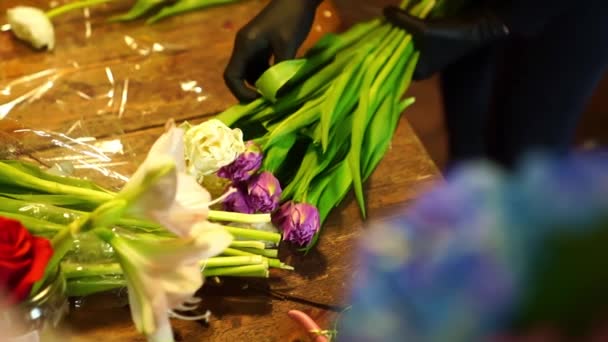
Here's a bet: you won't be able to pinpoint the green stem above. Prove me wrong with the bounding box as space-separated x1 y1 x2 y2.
63 256 267 279
63 262 122 279
31 216 86 295
222 225 281 244
229 241 266 250
234 247 278 258
0 163 113 203
67 277 125 297
221 248 290 269
0 195 164 234
46 0 114 19
203 256 265 268
203 264 269 277
0 211 63 235
208 210 271 224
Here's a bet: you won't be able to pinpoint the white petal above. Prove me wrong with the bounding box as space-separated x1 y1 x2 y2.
149 316 174 342
7 6 55 50
190 223 233 258
146 124 186 173
175 172 211 209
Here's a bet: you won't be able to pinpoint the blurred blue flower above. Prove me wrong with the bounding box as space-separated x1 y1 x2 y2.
339 151 608 342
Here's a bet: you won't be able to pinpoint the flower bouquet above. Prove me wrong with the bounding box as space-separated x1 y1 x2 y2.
0 119 299 341
215 0 439 250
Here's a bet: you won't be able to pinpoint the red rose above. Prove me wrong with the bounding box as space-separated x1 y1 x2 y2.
0 217 53 303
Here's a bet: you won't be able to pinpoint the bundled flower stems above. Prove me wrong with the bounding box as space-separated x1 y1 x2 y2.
216 0 437 249
0 159 290 298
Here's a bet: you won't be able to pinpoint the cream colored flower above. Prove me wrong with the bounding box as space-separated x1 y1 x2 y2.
7 6 55 50
182 119 245 181
122 122 213 237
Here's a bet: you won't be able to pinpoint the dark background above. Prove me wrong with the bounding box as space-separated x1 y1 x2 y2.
332 0 608 170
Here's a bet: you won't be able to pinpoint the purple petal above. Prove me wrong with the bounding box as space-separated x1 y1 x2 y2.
217 141 263 182
273 202 320 246
222 187 254 214
247 172 282 213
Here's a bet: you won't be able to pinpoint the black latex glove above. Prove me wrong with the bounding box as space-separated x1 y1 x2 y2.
224 0 322 102
383 6 510 80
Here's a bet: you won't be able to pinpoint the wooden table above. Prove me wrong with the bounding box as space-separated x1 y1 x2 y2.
0 1 441 340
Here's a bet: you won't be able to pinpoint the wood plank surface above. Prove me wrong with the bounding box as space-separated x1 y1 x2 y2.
1 1 442 340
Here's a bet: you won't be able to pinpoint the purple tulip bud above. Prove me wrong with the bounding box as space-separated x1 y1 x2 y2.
217 141 263 182
223 186 255 214
247 172 282 213
272 201 320 246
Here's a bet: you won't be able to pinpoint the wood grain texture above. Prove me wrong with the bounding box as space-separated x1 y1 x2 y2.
1 1 442 340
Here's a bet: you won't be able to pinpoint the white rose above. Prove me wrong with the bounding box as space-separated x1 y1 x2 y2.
7 6 55 50
182 119 245 180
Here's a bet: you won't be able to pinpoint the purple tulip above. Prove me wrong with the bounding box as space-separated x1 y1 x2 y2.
222 186 255 214
247 172 282 213
217 141 263 182
272 201 320 246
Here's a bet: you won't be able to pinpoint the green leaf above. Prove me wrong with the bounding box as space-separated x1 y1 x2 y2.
306 172 333 208
262 133 297 174
319 46 370 151
298 19 384 79
360 53 419 179
110 0 165 21
317 161 353 223
360 40 414 178
282 144 319 201
216 98 267 127
295 114 352 200
264 94 325 147
300 161 354 252
367 34 412 111
348 28 405 218
247 83 328 124
396 51 420 100
256 59 307 103
147 0 239 23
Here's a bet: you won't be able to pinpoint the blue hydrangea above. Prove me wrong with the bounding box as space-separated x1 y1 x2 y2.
339 151 608 341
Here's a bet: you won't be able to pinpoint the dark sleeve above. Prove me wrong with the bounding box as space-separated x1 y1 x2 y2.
492 0 575 37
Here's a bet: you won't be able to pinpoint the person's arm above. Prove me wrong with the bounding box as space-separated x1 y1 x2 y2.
384 0 575 80
224 0 323 102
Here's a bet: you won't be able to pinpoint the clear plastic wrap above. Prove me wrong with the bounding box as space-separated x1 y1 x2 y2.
0 34 195 190
1 0 340 191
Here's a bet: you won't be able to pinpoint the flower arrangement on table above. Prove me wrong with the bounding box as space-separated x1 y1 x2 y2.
214 0 440 251
0 118 312 341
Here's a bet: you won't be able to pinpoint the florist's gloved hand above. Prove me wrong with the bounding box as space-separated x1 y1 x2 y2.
224 0 322 102
383 6 510 80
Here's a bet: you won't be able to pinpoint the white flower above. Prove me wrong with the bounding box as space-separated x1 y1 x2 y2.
7 6 55 50
182 119 245 181
96 224 231 342
122 121 213 237
105 120 233 341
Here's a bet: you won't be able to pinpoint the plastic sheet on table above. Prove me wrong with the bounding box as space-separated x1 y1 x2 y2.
0 32 202 190
0 0 341 191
